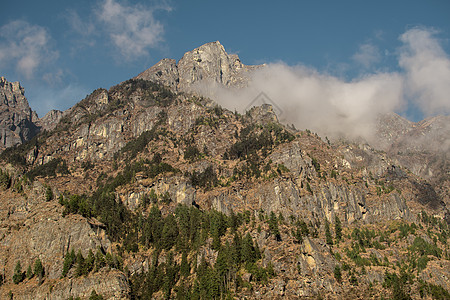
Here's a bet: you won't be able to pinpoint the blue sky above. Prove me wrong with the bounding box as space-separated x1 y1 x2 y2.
1 0 449 121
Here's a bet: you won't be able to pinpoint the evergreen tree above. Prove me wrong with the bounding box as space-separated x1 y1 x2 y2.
34 258 44 282
26 264 33 279
215 247 229 293
94 249 105 272
231 232 242 265
13 261 24 284
268 211 281 241
335 215 342 242
45 186 54 201
161 214 179 250
89 290 104 300
334 265 342 283
325 220 333 245
85 249 95 274
180 251 190 277
292 226 303 243
242 233 257 264
75 250 85 277
62 249 76 277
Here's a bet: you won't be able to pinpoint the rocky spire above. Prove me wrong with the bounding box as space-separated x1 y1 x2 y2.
136 41 263 92
0 76 39 148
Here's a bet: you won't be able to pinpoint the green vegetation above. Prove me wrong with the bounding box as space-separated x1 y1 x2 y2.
25 158 70 181
0 169 11 189
184 144 202 161
62 248 120 278
224 123 294 161
13 261 24 284
128 205 272 299
89 290 105 300
335 215 342 242
189 166 218 190
34 258 44 280
334 265 342 283
325 220 333 245
268 211 281 241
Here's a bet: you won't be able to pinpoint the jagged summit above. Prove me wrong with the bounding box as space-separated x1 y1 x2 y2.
0 76 39 148
136 41 262 92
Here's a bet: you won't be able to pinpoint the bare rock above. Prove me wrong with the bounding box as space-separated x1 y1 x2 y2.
0 76 39 148
136 41 263 93
35 109 64 131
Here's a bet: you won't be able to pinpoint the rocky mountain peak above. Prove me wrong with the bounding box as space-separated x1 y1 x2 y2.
136 41 263 92
1 76 28 111
0 76 39 148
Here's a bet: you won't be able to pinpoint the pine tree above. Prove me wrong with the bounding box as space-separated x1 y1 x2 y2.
62 249 76 277
94 248 105 272
268 211 281 241
334 265 342 283
242 233 257 264
26 265 33 279
325 220 333 245
13 261 24 284
85 249 94 274
34 258 44 282
180 251 190 277
75 250 85 277
89 290 104 300
335 215 342 242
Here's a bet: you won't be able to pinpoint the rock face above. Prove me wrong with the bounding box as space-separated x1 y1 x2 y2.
35 109 64 131
0 181 129 299
136 41 262 92
376 112 450 205
2 270 130 300
0 77 39 148
0 182 111 279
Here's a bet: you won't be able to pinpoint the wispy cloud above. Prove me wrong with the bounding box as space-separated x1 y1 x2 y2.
96 0 171 60
0 20 59 79
352 43 381 69
399 27 450 116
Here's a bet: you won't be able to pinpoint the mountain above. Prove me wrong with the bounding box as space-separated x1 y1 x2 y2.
0 77 39 149
136 41 262 92
0 43 449 299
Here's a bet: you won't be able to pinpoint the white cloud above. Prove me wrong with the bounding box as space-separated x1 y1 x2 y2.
352 43 381 69
195 27 450 144
195 64 404 142
0 20 59 78
97 0 170 60
399 27 450 116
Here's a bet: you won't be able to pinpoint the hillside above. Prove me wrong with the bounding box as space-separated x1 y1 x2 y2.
0 42 448 299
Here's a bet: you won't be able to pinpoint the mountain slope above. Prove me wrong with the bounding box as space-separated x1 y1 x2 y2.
0 43 449 299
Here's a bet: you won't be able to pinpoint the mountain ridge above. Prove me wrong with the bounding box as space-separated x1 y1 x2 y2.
0 42 448 299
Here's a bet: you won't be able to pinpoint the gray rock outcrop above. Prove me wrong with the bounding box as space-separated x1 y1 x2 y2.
136 41 262 92
0 76 39 148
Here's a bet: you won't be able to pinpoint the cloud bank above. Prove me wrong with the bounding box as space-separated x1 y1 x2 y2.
399 28 450 116
196 27 450 143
